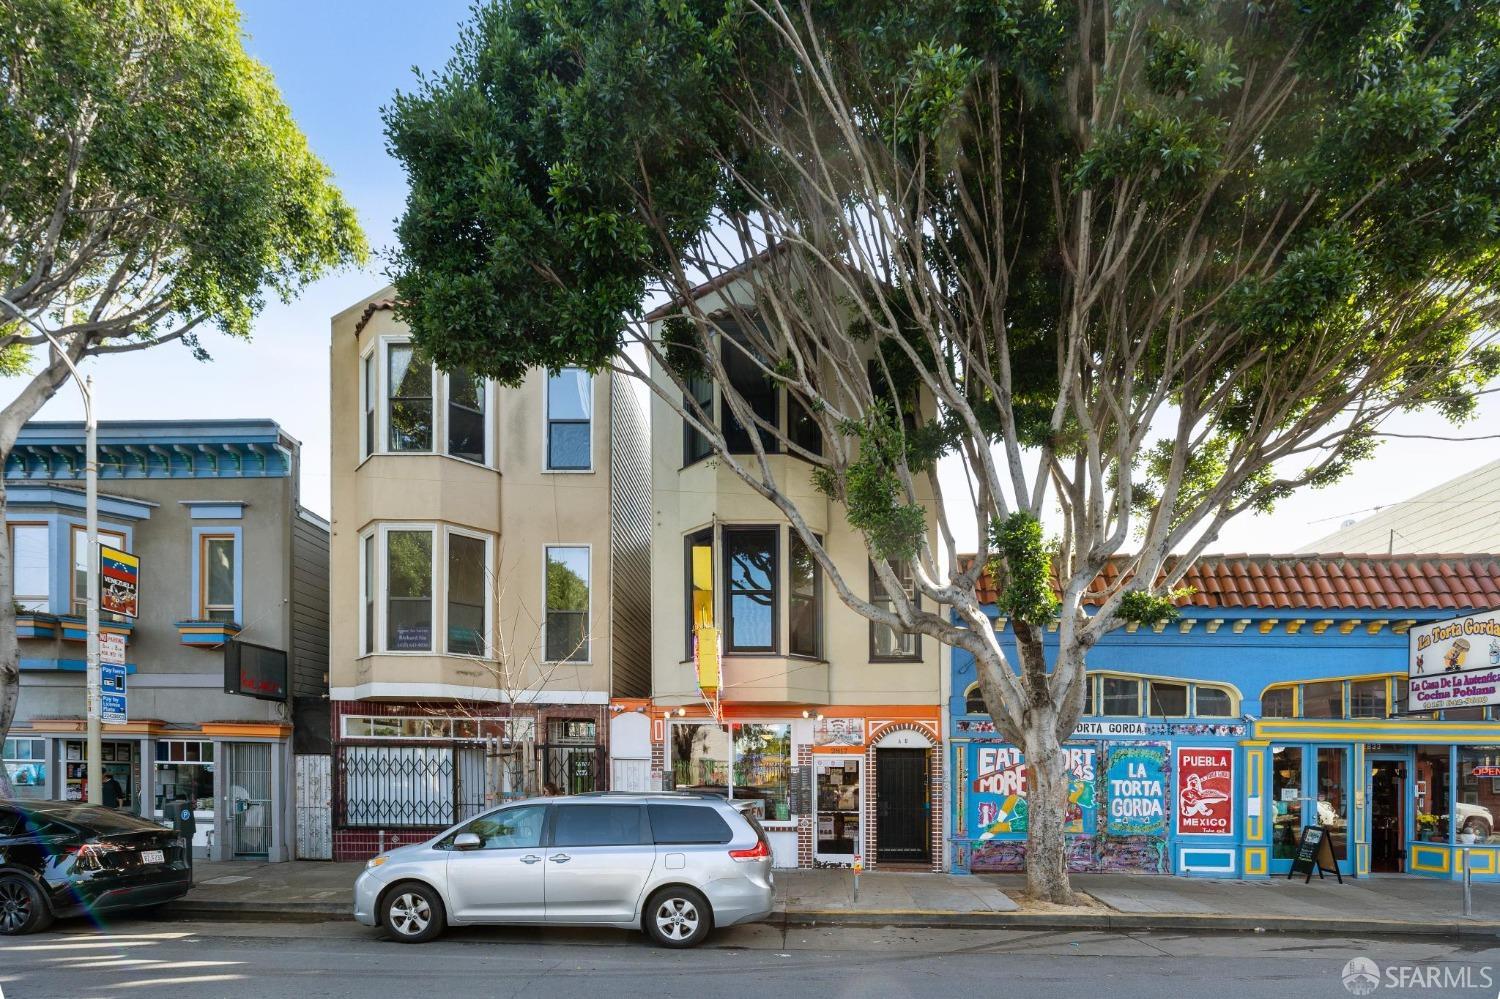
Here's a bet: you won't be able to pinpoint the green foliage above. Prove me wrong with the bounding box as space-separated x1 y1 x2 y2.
1116 588 1192 627
988 513 1059 626
0 0 366 343
815 401 928 562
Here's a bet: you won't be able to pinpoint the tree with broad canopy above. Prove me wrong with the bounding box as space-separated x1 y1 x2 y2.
0 0 367 789
384 0 1500 901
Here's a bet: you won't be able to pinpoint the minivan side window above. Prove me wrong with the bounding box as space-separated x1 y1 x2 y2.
551 804 645 847
647 804 733 845
455 804 547 850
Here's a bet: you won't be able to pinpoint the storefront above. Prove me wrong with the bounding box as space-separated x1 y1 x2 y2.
5 720 291 860
635 702 943 870
949 553 1500 880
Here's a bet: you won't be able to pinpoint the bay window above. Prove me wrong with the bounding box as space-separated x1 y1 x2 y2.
9 523 48 612
869 561 919 660
683 371 715 466
361 533 375 655
724 528 777 653
721 328 779 455
671 721 792 822
387 342 433 451
546 368 592 470
386 529 435 651
685 529 714 658
446 367 486 463
544 545 590 662
788 533 821 658
446 531 488 656
361 350 376 459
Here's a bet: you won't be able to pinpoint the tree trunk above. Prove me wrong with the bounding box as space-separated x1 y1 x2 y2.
1023 717 1074 903
0 475 17 799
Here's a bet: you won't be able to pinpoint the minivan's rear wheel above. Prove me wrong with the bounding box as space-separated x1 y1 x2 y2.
382 883 444 943
644 886 712 948
0 874 51 935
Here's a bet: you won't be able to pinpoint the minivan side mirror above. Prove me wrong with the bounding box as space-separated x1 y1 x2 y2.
453 832 482 851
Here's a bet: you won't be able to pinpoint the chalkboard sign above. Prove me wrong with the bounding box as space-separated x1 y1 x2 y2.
1287 824 1343 883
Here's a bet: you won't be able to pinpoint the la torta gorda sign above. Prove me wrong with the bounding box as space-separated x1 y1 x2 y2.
1408 609 1500 712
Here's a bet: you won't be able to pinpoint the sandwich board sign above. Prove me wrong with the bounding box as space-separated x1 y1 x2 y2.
1287 824 1342 884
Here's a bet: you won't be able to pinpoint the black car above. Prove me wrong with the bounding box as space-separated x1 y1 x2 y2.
0 799 190 934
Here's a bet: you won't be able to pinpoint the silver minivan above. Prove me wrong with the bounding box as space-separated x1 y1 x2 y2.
353 792 775 947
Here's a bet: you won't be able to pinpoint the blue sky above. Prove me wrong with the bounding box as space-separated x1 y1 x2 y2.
7 0 1496 550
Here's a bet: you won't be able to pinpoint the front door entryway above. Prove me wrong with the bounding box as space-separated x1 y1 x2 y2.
227 742 272 859
1370 758 1407 873
1269 743 1350 876
875 747 929 863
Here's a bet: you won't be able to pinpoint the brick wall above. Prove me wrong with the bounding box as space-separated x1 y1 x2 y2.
863 722 944 872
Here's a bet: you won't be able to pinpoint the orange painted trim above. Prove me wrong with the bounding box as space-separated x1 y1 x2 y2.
199 722 291 738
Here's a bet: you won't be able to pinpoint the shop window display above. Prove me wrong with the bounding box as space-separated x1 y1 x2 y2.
1457 747 1500 844
670 721 792 822
1415 746 1451 842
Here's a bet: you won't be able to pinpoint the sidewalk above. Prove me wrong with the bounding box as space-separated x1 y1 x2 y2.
166 861 1500 938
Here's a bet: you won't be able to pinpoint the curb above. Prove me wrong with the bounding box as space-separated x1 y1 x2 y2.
159 899 1500 939
778 908 1500 939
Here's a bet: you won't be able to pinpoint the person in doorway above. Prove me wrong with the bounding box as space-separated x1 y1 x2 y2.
101 773 124 809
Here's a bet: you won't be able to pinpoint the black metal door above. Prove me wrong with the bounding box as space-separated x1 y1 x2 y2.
876 748 929 862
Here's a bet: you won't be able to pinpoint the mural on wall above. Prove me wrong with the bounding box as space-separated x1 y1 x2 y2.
962 740 1174 874
969 744 1097 838
1105 744 1168 837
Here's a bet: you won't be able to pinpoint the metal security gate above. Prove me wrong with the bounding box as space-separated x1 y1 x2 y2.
338 744 487 828
295 755 332 860
228 743 272 859
875 748 930 862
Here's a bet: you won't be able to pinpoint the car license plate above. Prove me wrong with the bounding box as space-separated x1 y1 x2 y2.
141 849 165 865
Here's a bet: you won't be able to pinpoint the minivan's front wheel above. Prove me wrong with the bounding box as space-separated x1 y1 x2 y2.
644 886 712 948
382 883 445 943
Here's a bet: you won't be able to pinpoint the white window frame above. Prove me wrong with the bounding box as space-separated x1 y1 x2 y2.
380 336 437 456
359 346 377 461
443 526 493 658
370 522 438 655
542 543 592 664
358 529 375 657
8 522 49 612
542 368 594 473
441 369 496 468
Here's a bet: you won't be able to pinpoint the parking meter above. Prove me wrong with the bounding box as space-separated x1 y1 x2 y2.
171 799 197 880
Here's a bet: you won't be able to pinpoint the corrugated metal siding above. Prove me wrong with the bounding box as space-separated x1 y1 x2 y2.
609 373 652 698
290 509 330 698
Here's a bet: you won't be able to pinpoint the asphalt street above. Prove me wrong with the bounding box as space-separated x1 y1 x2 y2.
1 916 1497 999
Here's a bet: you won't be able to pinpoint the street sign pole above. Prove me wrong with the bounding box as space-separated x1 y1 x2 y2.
84 375 101 805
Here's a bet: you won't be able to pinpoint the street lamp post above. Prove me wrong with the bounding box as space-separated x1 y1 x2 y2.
0 296 101 804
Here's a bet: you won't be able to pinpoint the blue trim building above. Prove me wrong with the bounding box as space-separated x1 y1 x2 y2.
949 554 1500 882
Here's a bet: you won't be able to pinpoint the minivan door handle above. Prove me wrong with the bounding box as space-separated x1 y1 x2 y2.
549 853 571 864
520 854 542 865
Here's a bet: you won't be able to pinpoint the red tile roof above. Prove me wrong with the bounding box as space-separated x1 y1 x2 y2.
964 554 1500 612
352 298 396 337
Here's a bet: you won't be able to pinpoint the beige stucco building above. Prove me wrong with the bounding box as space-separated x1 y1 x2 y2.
326 288 649 859
634 278 946 871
